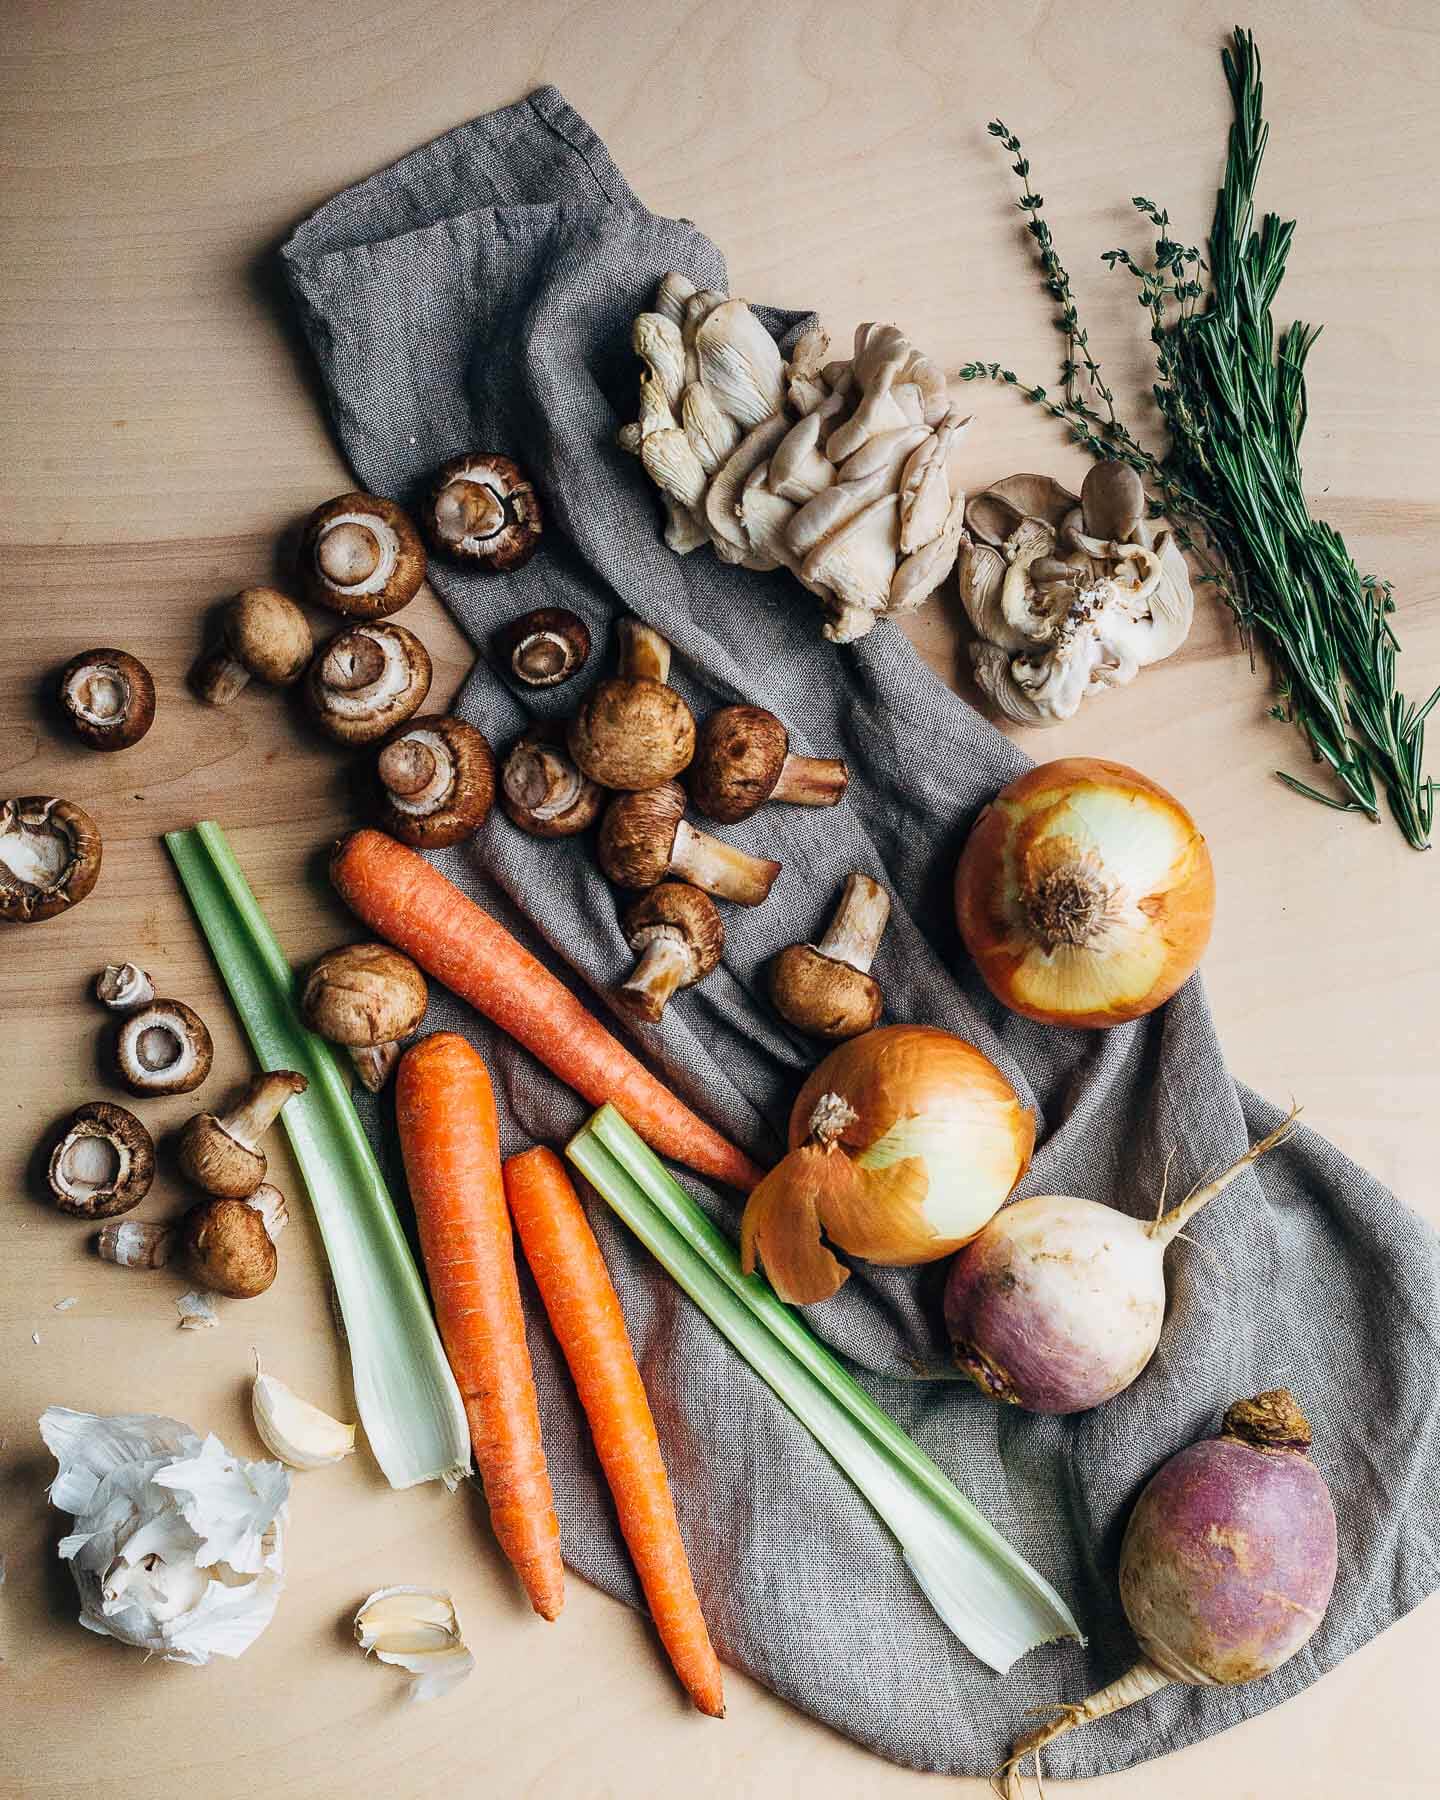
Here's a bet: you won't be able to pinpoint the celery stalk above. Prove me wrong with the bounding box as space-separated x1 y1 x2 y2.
165 822 469 1491
568 1105 1081 1673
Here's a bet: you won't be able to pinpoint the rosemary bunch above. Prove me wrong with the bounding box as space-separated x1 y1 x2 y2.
961 28 1437 848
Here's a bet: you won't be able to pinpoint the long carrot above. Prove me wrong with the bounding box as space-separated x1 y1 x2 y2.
503 1146 725 1717
332 829 764 1193
395 1033 564 1621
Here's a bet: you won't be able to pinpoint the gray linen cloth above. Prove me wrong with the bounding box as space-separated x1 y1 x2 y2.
281 87 1440 1780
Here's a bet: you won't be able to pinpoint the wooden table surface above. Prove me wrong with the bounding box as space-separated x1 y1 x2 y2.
4 2 1437 1794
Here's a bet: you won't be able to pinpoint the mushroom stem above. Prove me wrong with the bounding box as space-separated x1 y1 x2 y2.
95 961 155 1010
769 752 850 808
97 1218 175 1269
319 521 382 586
223 1071 307 1149
816 875 891 973
377 736 439 799
191 647 251 705
435 478 506 543
350 1041 401 1092
322 631 388 692
504 742 584 820
671 821 781 906
617 936 692 1022
617 618 671 683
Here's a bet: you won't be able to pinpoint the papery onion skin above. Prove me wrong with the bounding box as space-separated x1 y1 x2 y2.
955 757 1215 1029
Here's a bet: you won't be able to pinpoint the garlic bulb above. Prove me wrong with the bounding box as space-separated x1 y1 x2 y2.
354 1586 475 1702
623 276 970 643
251 1358 357 1469
40 1406 289 1664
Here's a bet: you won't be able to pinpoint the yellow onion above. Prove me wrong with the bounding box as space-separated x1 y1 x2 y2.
740 1025 1034 1304
954 757 1215 1030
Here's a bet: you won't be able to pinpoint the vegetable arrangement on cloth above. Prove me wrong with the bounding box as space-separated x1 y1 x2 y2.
280 79 1440 1784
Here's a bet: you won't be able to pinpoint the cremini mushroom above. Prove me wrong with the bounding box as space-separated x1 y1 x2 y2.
425 453 543 572
112 998 214 1097
373 715 494 848
300 943 428 1093
177 1070 307 1199
191 588 313 706
499 723 603 838
493 607 591 687
181 1198 278 1299
568 619 695 791
47 1102 155 1220
598 782 781 905
768 874 891 1039
614 883 724 1023
690 706 849 824
94 961 155 1011
96 1218 176 1269
57 649 156 751
0 797 102 924
305 622 432 746
301 492 427 618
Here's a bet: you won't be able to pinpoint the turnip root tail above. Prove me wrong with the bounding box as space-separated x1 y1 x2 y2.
1147 1104 1301 1246
997 1659 1172 1798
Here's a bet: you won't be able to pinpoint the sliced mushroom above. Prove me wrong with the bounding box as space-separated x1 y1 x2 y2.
57 649 155 751
177 1070 307 1198
768 874 890 1039
492 608 590 688
499 723 603 838
374 715 494 848
94 961 155 1011
567 620 696 791
191 588 313 706
0 797 102 924
47 1102 154 1219
305 623 432 746
113 998 214 1097
300 944 428 1093
425 454 543 573
615 883 724 1023
598 782 780 906
690 706 848 825
96 1217 175 1268
301 492 427 619
181 1198 277 1299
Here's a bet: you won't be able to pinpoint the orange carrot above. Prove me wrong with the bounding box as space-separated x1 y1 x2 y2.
503 1146 725 1717
396 1033 564 1621
332 829 764 1193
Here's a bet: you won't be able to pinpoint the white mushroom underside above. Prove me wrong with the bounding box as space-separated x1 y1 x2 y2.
0 822 71 889
64 665 129 724
56 1134 124 1197
317 513 400 598
322 632 413 716
120 1010 197 1084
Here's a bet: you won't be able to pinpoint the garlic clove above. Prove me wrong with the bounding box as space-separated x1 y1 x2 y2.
251 1358 357 1470
354 1585 475 1702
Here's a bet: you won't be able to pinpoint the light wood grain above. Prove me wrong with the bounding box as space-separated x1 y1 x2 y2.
3 2 1438 1795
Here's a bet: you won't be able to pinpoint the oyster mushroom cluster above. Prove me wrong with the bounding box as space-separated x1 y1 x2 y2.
958 464 1194 724
620 274 971 644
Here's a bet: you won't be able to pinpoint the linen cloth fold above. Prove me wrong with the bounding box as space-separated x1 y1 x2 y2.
281 87 1440 1779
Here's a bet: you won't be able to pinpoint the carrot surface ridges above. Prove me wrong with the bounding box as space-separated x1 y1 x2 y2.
504 1145 725 1718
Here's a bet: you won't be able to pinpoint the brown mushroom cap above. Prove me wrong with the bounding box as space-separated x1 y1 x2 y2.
568 676 695 791
426 453 543 572
192 588 314 706
768 944 883 1040
301 942 429 1047
177 1112 267 1198
47 1101 155 1219
113 998 214 1097
499 723 604 838
305 622 432 746
597 782 686 887
301 492 427 619
181 1198 278 1299
57 649 156 752
493 607 590 687
373 714 495 848
690 706 790 823
0 797 102 924
615 883 725 1023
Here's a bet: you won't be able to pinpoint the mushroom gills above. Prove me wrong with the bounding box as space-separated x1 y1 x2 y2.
618 932 695 1022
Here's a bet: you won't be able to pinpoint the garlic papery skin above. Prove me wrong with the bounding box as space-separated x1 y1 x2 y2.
354 1585 475 1702
252 1359 357 1470
40 1407 289 1664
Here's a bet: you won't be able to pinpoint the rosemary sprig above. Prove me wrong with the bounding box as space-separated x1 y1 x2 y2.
961 29 1436 848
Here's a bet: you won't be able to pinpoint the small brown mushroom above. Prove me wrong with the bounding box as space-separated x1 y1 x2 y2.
96 1217 176 1268
768 874 891 1039
94 961 155 1011
568 620 696 791
177 1070 307 1198
425 453 543 572
374 715 495 848
300 943 428 1092
598 782 781 906
499 723 604 838
493 607 590 687
112 998 214 1097
300 492 427 618
690 706 849 824
47 1102 155 1219
305 622 432 746
57 649 156 751
615 884 724 1023
181 1198 278 1299
0 797 102 924
191 588 313 706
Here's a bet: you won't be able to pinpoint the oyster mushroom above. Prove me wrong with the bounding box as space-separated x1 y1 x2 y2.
492 607 590 688
615 883 724 1023
112 998 214 1097
0 797 102 924
191 588 313 707
768 875 890 1040
568 620 696 791
47 1102 155 1219
598 782 781 906
499 723 603 838
181 1198 277 1299
300 943 428 1093
57 649 155 751
690 706 848 824
177 1071 307 1199
305 623 432 746
301 493 426 619
425 453 543 573
94 961 155 1011
374 715 494 848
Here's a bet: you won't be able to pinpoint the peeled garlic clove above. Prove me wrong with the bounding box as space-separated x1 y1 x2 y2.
354 1586 476 1703
252 1359 357 1470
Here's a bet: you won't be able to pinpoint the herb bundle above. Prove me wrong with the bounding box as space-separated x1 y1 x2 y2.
962 28 1437 848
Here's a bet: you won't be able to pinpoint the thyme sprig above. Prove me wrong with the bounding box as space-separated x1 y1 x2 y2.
961 29 1436 848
